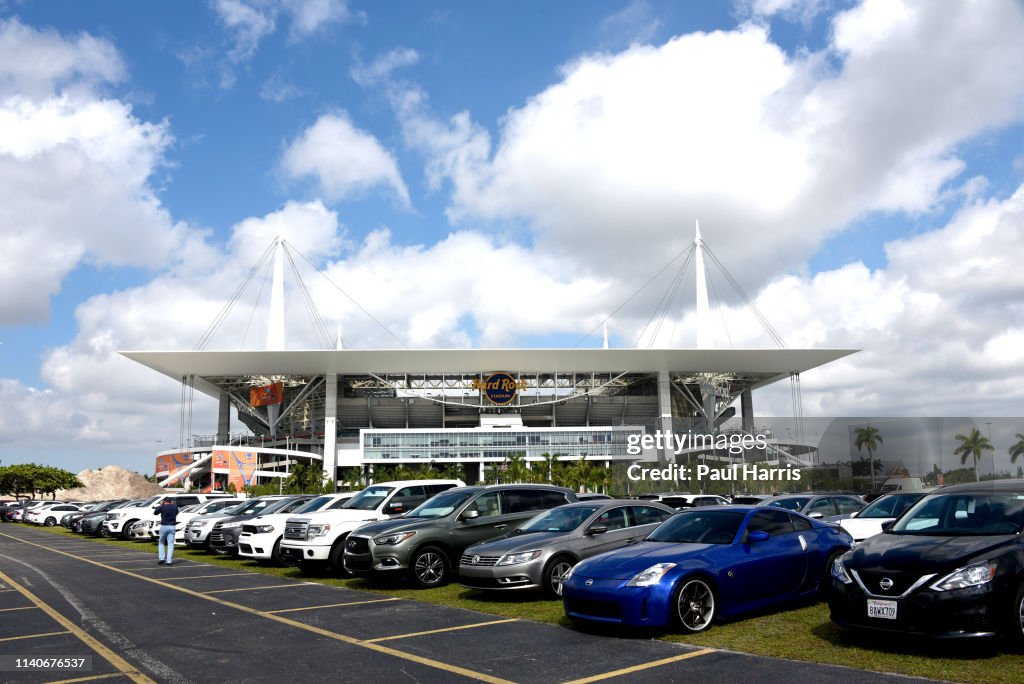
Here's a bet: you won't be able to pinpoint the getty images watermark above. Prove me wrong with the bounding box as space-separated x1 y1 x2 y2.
625 430 802 483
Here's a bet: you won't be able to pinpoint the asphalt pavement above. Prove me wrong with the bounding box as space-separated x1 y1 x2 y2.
0 525 944 684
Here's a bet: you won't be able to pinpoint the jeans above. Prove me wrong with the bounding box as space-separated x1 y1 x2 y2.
158 524 176 562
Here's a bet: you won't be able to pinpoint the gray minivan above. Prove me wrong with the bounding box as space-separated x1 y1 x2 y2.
343 484 577 587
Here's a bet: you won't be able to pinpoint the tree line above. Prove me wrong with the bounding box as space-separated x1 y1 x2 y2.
0 464 84 499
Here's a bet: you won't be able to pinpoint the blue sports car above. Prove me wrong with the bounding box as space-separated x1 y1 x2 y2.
562 505 852 631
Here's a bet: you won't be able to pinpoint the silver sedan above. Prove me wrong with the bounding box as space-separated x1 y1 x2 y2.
459 500 676 597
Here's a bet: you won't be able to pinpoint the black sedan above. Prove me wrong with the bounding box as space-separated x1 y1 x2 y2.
829 479 1024 645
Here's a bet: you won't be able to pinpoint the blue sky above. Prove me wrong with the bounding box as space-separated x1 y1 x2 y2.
1 0 1023 472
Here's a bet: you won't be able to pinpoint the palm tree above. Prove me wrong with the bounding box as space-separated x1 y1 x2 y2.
568 457 596 493
504 452 531 483
440 463 465 482
1009 433 1024 470
539 452 564 484
954 428 994 482
854 426 883 489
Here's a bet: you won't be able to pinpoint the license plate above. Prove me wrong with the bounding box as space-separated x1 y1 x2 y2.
867 599 897 620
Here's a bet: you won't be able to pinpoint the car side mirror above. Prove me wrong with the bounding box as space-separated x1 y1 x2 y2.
747 530 770 543
586 525 608 536
880 520 895 532
461 509 479 521
808 512 824 519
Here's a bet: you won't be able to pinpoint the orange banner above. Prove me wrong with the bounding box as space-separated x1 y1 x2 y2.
249 382 284 407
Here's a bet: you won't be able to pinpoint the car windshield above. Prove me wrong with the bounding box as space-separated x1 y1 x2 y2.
258 498 303 515
517 505 603 533
405 490 476 519
891 493 1024 536
858 494 924 519
292 496 337 514
646 510 746 544
342 486 394 511
768 497 810 512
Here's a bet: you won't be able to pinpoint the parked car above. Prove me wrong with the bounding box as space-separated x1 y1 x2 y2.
63 500 125 529
343 484 577 588
838 492 930 545
71 500 130 533
764 493 864 521
1 499 38 522
672 494 731 508
460 500 675 596
238 492 355 563
185 496 291 550
562 505 852 631
26 503 82 526
209 496 316 556
829 479 1024 644
103 493 234 539
281 480 464 573
145 499 244 542
730 495 772 505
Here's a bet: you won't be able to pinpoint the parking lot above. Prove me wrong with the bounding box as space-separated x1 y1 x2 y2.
0 525 940 683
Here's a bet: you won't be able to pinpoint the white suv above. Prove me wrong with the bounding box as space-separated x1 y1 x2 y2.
102 493 233 539
238 492 355 563
184 496 291 550
279 480 463 573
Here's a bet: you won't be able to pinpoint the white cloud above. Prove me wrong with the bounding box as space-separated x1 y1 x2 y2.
281 112 410 205
213 0 276 63
350 47 420 87
596 0 662 48
390 0 1024 297
0 22 186 325
282 0 359 41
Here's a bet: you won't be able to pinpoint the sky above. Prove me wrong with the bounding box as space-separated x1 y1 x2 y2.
1 0 1023 475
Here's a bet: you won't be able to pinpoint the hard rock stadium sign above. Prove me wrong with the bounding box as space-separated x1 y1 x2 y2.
472 372 528 405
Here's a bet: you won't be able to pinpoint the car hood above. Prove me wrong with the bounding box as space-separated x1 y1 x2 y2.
293 509 385 523
349 517 439 537
849 532 1016 573
247 513 293 526
574 541 714 581
466 531 571 555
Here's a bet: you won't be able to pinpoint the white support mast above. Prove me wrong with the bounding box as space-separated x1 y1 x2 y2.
694 220 714 350
266 236 285 351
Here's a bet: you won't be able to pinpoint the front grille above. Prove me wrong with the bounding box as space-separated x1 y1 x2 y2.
566 599 621 619
859 570 919 597
284 521 309 541
345 536 370 554
459 554 502 567
346 556 373 572
209 532 225 543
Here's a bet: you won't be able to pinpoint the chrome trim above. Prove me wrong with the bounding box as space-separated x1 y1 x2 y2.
851 570 937 599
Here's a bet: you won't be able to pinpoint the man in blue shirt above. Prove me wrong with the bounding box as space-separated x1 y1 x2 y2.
152 497 179 565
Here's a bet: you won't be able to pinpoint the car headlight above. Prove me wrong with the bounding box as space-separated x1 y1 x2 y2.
626 563 677 587
373 531 415 546
831 555 853 584
221 521 242 529
497 550 542 566
930 561 997 592
254 525 275 533
308 524 332 538
191 520 209 528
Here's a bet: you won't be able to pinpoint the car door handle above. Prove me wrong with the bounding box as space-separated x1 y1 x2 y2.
493 523 507 529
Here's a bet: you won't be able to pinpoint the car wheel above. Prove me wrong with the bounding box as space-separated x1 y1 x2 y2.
544 556 575 598
120 521 137 540
410 546 449 588
328 536 353 577
1011 584 1024 652
270 538 284 565
44 517 56 527
674 577 716 633
822 549 845 596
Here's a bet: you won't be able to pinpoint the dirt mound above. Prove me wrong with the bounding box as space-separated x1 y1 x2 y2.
57 466 163 502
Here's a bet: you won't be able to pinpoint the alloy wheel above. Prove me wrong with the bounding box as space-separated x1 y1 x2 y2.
676 578 715 632
414 551 445 585
548 560 574 597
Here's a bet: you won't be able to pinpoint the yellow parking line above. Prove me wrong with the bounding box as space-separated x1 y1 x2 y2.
163 572 253 580
363 618 519 644
102 559 162 564
44 674 127 684
0 570 154 684
205 584 298 594
561 648 717 684
0 630 70 642
0 605 38 613
1 533 514 684
269 597 401 614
